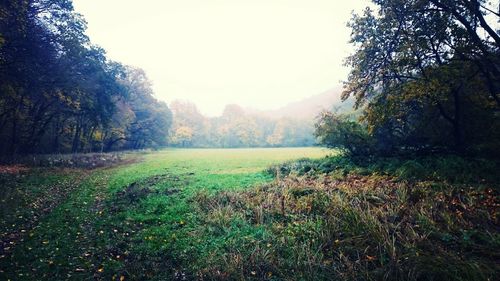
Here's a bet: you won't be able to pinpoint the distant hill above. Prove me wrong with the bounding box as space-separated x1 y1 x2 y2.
244 87 355 119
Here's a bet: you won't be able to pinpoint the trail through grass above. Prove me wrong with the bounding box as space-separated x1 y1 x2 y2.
0 148 329 280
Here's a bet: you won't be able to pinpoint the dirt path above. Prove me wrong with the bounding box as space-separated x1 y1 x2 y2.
0 156 142 261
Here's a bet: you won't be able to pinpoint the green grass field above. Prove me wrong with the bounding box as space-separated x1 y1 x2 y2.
1 148 498 280
0 148 331 280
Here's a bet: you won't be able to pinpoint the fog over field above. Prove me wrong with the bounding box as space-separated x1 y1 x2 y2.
73 0 372 116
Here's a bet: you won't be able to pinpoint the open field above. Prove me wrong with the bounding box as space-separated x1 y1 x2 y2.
0 148 331 280
1 148 498 280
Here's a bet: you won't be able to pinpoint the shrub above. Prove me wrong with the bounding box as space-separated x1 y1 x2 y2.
266 158 319 177
396 160 427 180
314 111 375 156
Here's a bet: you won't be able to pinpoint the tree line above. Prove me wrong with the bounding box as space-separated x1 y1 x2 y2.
0 0 172 156
169 101 315 148
5 0 497 156
317 0 500 157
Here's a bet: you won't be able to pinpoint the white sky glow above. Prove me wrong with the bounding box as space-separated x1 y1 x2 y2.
73 0 372 116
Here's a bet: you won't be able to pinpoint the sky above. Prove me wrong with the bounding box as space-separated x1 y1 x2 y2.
73 0 372 116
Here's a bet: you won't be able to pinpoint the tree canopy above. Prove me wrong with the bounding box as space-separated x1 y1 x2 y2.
341 0 500 155
169 102 315 148
0 0 172 155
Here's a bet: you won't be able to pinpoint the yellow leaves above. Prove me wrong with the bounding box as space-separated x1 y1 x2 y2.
113 275 125 281
366 255 376 261
171 126 194 144
97 265 104 273
93 131 103 141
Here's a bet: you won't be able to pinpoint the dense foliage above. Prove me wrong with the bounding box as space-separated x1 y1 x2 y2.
264 154 499 280
314 111 374 155
339 0 500 156
169 101 315 148
0 0 172 155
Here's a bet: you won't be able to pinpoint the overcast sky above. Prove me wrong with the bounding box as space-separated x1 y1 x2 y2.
73 0 372 116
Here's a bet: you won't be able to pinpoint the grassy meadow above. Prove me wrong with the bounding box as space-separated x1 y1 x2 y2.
1 148 331 280
1 148 498 280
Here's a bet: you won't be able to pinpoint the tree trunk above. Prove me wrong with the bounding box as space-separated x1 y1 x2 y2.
452 88 466 153
9 94 25 155
52 115 61 153
72 119 82 153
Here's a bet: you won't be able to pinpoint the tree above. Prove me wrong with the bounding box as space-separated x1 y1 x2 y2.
0 0 172 155
103 66 172 151
171 126 194 147
343 0 500 154
169 100 207 147
167 102 317 148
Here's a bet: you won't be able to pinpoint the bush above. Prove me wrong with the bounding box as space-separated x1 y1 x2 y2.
314 111 375 156
266 158 319 177
269 154 500 184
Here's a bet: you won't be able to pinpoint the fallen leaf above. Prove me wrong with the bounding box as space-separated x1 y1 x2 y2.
366 255 376 261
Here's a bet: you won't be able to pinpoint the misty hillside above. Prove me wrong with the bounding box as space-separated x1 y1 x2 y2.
244 88 355 119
